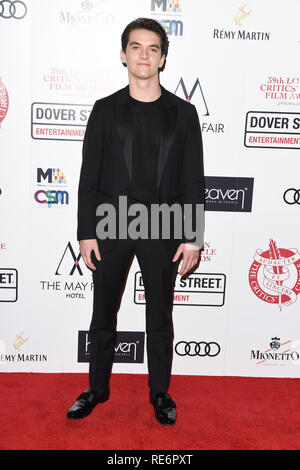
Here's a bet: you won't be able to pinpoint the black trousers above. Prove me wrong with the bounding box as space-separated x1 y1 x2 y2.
88 236 180 397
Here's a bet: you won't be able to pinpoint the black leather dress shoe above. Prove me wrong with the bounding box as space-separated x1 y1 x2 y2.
66 388 109 420
150 392 177 426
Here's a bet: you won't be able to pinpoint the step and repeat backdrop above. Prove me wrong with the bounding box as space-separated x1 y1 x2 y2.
1 0 300 378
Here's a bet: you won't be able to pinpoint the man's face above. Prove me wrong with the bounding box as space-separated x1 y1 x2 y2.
120 28 165 80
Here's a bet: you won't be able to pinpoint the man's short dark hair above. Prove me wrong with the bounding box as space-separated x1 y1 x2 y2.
121 17 169 73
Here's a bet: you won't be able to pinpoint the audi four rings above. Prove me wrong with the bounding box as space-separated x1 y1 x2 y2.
0 1 27 19
283 188 300 205
175 341 221 357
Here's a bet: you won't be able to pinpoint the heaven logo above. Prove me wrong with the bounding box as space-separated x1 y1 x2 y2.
77 331 145 363
205 176 254 212
244 111 300 149
135 271 226 306
31 102 91 141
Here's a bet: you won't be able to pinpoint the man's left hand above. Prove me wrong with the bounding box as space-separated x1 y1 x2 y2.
172 243 200 276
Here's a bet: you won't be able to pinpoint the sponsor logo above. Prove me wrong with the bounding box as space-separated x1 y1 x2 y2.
0 268 18 302
244 111 300 149
174 78 224 134
0 332 48 365
40 242 93 300
58 0 115 31
55 242 85 277
175 341 221 357
13 331 28 350
34 168 69 208
283 188 300 205
135 271 226 306
150 0 183 37
31 102 91 141
78 331 145 363
234 3 252 26
0 0 27 19
213 4 270 41
249 239 300 311
0 77 9 128
251 337 300 366
205 176 254 212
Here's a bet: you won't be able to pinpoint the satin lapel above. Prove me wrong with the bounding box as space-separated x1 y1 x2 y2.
114 101 132 183
157 103 177 190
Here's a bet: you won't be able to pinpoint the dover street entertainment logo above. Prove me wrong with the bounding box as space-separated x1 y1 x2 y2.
249 239 300 311
244 111 300 149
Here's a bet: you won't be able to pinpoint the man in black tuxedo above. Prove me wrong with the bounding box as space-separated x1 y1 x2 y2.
67 18 205 426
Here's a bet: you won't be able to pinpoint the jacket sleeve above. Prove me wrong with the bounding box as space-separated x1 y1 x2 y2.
181 104 205 249
77 99 104 241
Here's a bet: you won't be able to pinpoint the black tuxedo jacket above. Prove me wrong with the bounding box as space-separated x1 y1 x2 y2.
77 83 205 255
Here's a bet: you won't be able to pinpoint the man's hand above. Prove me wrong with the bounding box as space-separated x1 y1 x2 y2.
79 239 101 271
172 243 200 277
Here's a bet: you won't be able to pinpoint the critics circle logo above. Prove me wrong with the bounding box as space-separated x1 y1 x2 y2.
175 341 221 357
249 239 300 310
0 77 9 127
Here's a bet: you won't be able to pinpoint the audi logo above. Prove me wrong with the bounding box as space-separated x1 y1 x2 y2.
283 188 300 205
0 1 27 19
175 341 221 357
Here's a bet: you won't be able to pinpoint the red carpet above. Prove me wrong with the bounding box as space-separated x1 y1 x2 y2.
0 373 299 450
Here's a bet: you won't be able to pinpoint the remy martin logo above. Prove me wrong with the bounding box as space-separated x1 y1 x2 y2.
13 332 29 351
213 4 270 41
234 3 252 26
0 333 48 365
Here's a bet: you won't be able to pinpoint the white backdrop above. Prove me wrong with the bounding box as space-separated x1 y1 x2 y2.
1 0 300 378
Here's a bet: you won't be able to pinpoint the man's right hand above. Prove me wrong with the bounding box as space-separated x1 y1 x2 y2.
79 239 101 271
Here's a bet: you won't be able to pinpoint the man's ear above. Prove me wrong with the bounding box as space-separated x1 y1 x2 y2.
159 54 166 69
120 49 126 66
